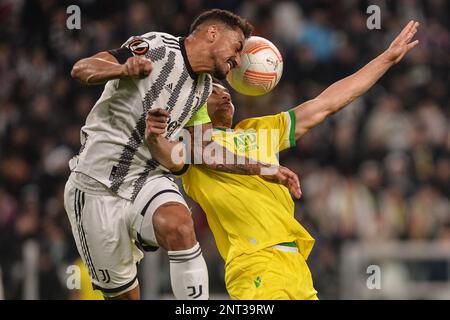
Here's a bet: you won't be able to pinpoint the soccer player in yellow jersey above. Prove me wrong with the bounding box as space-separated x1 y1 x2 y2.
144 21 419 299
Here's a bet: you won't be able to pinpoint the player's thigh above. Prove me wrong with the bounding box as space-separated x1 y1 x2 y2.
225 249 289 300
261 249 318 300
64 181 143 298
105 285 140 300
131 175 191 250
225 248 318 300
287 251 318 300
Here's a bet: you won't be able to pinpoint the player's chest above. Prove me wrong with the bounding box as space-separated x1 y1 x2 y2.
232 131 258 153
158 77 209 136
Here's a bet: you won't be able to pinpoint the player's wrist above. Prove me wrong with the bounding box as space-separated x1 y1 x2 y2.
145 133 161 145
119 63 130 79
257 162 277 176
378 51 397 66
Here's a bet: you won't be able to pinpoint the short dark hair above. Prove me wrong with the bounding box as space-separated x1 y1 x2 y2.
189 9 253 39
212 77 225 86
211 77 228 90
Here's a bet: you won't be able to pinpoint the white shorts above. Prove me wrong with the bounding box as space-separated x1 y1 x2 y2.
64 172 188 297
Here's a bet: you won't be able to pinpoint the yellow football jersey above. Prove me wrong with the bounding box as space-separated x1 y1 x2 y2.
185 103 209 127
182 111 314 264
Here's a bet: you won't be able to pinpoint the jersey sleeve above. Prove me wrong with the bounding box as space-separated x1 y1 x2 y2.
108 32 160 64
235 110 296 152
185 103 211 127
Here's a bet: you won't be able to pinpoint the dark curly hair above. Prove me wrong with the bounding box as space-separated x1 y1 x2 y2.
189 9 253 39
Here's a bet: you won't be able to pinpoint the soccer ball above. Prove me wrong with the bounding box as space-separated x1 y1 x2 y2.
226 36 283 96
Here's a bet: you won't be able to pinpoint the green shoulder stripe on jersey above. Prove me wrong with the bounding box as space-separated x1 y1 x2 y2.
278 241 297 248
185 103 211 127
213 127 229 132
288 109 296 147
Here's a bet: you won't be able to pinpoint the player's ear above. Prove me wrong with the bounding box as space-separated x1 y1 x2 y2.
206 25 218 43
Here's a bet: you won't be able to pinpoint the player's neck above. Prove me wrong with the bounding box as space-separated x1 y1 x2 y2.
212 122 232 130
184 36 214 74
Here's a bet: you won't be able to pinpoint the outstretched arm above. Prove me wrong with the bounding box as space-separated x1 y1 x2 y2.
293 20 420 139
71 51 153 85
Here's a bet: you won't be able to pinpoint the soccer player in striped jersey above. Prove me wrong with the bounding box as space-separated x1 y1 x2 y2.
145 21 420 299
64 9 299 300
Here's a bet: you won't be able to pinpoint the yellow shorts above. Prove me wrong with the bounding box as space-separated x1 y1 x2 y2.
225 242 318 300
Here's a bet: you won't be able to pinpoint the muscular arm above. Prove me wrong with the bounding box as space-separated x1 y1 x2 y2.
71 51 152 85
293 21 420 139
145 111 301 198
187 124 272 175
144 118 270 175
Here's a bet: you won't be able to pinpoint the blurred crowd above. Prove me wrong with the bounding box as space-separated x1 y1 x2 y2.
0 0 449 299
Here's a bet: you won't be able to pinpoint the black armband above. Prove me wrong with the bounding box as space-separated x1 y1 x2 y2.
107 47 133 64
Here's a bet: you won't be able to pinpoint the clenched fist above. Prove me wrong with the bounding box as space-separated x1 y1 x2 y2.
122 56 153 79
145 108 170 143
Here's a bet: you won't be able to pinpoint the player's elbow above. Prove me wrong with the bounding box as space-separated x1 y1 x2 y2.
71 60 89 84
70 61 81 79
70 63 85 83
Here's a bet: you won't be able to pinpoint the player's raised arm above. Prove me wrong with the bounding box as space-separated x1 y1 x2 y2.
292 20 420 140
71 51 153 85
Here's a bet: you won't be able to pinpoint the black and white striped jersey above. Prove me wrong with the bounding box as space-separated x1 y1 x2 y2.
69 32 212 201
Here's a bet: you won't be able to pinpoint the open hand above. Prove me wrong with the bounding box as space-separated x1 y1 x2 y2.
260 165 302 199
384 20 420 64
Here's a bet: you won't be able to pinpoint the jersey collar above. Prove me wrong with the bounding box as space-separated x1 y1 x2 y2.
213 127 233 132
179 37 197 80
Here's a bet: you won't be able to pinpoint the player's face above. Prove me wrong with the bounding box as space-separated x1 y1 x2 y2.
210 27 245 80
207 83 234 127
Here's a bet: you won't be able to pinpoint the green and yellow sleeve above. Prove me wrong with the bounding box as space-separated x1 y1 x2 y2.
283 110 297 150
234 111 296 152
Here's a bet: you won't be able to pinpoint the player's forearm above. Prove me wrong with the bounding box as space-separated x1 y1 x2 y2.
201 162 268 175
292 51 395 139
318 51 394 113
146 136 185 173
199 141 270 175
187 125 273 175
71 57 126 85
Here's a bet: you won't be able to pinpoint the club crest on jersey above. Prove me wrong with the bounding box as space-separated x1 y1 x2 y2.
128 39 149 55
167 119 181 136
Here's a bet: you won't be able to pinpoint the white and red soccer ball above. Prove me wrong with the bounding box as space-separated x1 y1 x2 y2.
227 36 283 96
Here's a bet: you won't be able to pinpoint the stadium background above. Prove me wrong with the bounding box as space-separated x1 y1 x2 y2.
0 0 449 299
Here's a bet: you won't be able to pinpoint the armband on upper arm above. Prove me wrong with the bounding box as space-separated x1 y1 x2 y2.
107 47 133 64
